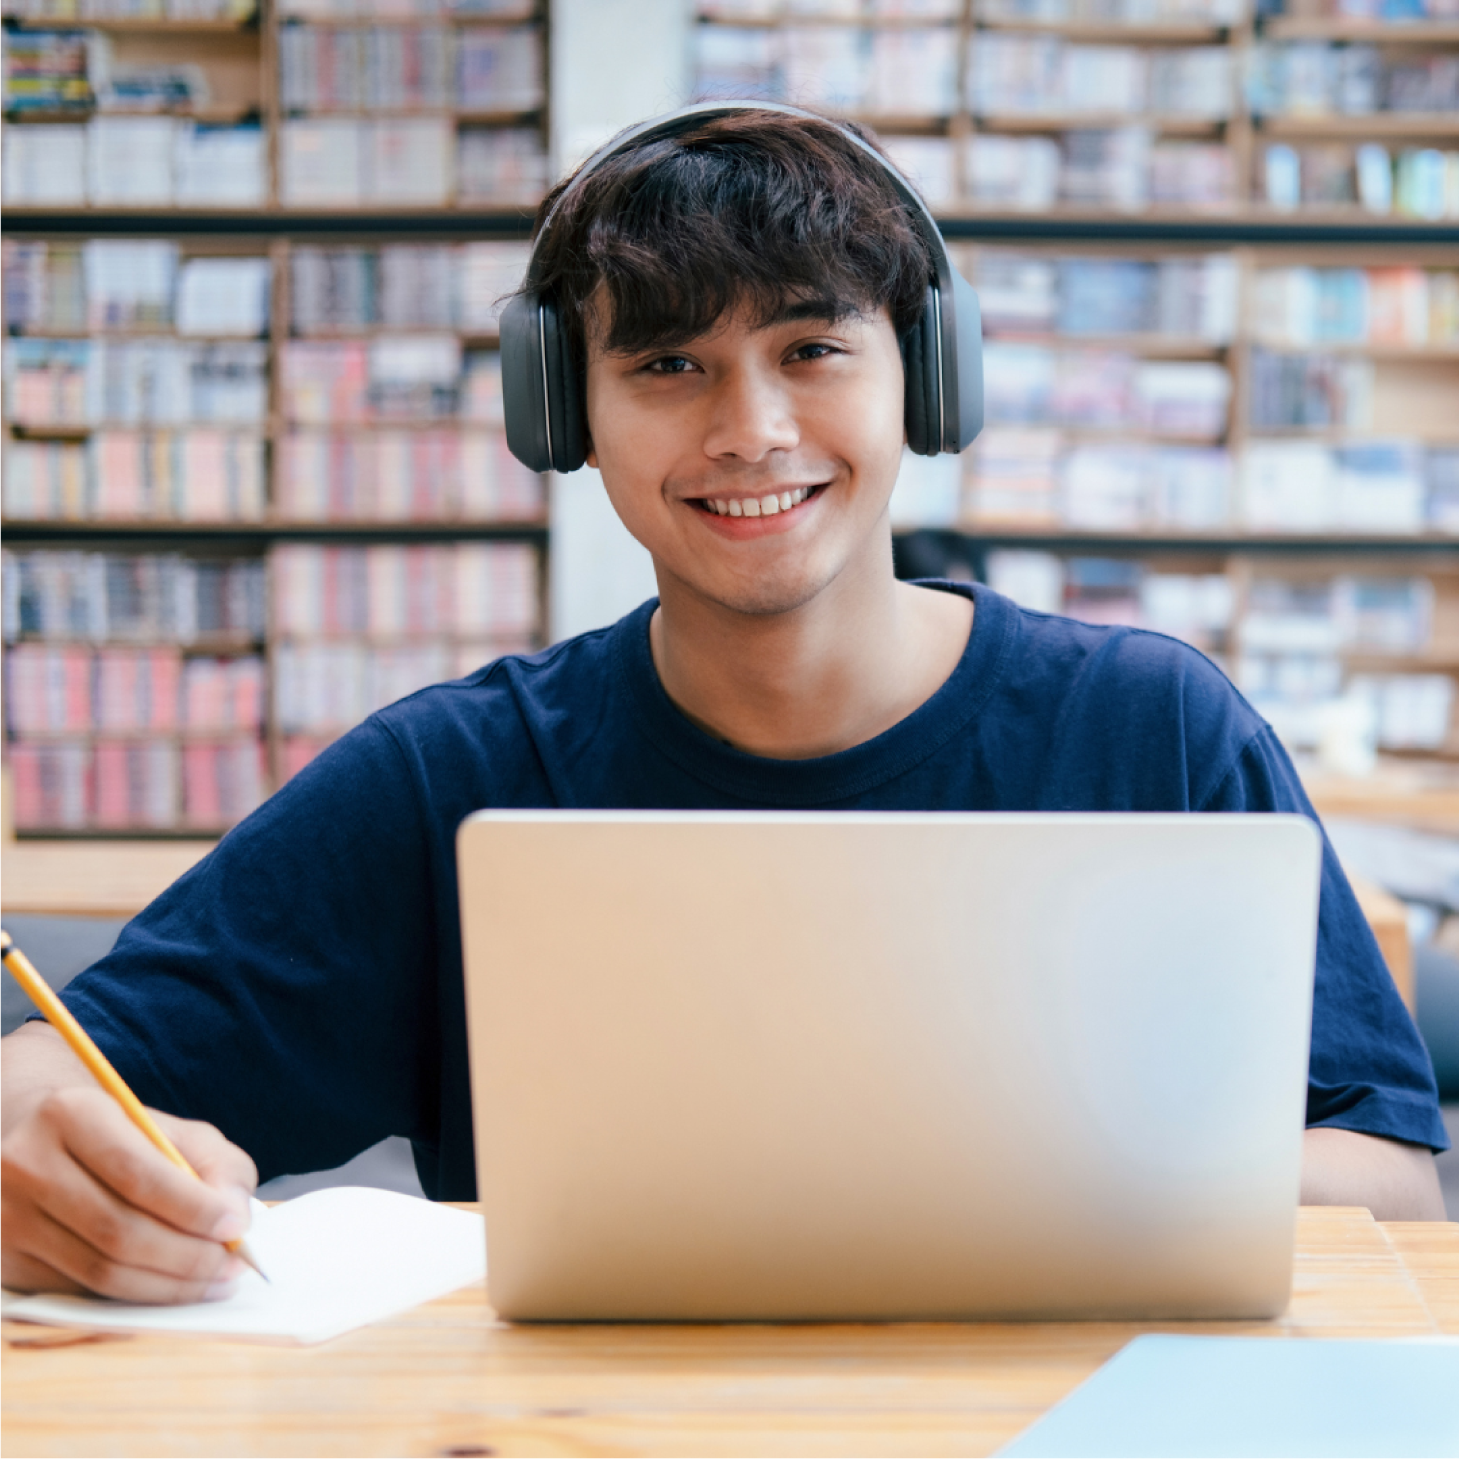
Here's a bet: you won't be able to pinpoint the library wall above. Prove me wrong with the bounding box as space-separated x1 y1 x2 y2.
3 0 1458 842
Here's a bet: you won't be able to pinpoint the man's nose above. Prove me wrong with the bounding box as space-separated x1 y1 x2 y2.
700 367 800 464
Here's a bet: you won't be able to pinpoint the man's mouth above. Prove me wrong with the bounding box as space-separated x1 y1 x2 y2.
696 485 820 518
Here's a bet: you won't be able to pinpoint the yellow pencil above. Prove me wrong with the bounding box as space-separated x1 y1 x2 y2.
0 928 267 1283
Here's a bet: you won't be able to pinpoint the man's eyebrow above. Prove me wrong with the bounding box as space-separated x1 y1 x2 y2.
761 295 862 326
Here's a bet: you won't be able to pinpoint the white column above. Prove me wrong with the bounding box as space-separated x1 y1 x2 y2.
545 0 691 642
550 0 693 176
548 469 660 643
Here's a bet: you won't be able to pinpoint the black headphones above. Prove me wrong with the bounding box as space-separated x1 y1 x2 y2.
500 101 984 475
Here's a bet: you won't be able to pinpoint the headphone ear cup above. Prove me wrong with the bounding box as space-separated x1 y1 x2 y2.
902 285 939 457
501 291 553 473
540 295 588 473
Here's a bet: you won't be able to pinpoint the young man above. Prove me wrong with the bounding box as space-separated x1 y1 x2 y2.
1 110 1447 1305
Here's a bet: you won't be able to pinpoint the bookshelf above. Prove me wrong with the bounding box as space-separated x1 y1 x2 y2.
693 0 1459 225
896 235 1459 767
2 231 550 835
5 0 1459 847
2 0 548 212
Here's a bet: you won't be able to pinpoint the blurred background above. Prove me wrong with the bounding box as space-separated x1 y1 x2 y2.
2 0 1456 1207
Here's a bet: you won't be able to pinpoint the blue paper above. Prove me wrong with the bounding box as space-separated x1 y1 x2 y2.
996 1335 1459 1458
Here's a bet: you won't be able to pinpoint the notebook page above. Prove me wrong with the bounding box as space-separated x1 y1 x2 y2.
1 1186 486 1345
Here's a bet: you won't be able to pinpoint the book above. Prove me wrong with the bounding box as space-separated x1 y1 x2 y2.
1 123 88 204
280 115 465 204
457 125 549 203
270 541 540 640
174 123 266 207
278 20 542 111
2 549 266 645
175 258 271 338
277 427 542 522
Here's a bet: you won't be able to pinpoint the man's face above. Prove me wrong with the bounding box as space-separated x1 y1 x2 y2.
584 298 906 618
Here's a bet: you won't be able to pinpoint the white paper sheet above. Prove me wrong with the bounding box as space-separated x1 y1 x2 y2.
0 1186 486 1345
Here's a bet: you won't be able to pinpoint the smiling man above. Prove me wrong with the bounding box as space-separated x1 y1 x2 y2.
0 107 1446 1306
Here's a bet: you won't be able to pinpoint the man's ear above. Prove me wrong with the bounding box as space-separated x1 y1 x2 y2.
584 431 597 470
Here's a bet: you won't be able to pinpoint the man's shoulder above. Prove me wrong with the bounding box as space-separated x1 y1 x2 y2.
974 589 1270 806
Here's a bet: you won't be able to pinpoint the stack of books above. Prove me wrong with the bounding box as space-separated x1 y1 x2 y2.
965 251 1240 341
3 549 269 831
1 28 93 111
3 118 266 206
2 549 266 642
270 540 541 768
1248 349 1374 430
277 428 541 522
5 432 265 521
279 22 542 111
1248 264 1459 347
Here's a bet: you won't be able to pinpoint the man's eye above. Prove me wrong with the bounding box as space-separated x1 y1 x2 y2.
791 342 838 362
645 355 696 375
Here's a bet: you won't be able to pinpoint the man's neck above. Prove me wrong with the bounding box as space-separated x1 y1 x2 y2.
648 549 974 761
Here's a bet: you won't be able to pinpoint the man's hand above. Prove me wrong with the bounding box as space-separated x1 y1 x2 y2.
1301 1126 1447 1220
2 1022 258 1303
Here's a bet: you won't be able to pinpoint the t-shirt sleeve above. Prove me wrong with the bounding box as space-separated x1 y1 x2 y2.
1201 726 1449 1153
48 717 440 1183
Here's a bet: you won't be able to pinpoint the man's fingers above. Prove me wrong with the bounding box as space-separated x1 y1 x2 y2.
158 1111 258 1208
30 1142 238 1288
51 1091 249 1241
2 1082 258 1302
12 1204 243 1305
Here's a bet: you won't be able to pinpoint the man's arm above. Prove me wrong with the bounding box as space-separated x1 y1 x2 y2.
1 1022 258 1301
1301 1126 1446 1220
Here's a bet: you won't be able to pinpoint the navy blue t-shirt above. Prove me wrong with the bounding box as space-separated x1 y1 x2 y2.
58 583 1449 1198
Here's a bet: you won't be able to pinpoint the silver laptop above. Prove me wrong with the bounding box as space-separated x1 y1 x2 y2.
457 812 1321 1322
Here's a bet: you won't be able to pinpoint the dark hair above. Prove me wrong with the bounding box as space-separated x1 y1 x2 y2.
523 109 935 362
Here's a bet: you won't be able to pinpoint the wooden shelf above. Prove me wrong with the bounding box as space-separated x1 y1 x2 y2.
1247 341 1459 361
8 728 265 741
696 11 957 28
1260 16 1459 44
8 423 92 439
282 107 540 123
4 635 264 652
974 16 1229 43
10 826 238 839
1256 112 1459 140
5 104 262 123
1248 428 1459 445
0 518 549 540
2 14 259 31
976 112 1227 136
984 331 1229 357
275 9 538 25
6 328 268 341
906 526 1459 555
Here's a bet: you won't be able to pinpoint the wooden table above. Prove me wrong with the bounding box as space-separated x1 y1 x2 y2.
4 1208 1456 1459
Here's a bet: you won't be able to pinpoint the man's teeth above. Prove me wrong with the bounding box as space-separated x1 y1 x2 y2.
706 486 812 518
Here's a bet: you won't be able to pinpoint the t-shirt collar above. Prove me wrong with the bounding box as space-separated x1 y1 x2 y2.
611 580 1016 806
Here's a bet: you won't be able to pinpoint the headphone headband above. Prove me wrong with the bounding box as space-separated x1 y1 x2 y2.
532 102 952 290
500 101 983 472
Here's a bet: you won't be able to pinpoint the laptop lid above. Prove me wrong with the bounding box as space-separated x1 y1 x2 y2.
458 812 1321 1322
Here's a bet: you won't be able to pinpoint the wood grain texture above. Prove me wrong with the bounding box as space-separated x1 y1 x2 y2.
4 1209 1454 1459
1382 1221 1459 1336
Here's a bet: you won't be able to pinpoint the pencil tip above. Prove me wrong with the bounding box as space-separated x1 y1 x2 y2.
234 1240 270 1284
